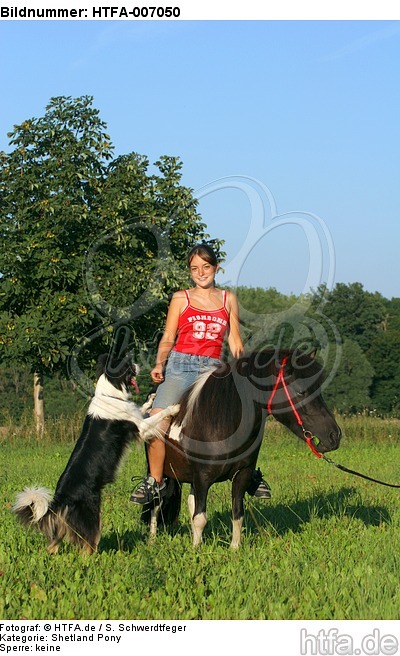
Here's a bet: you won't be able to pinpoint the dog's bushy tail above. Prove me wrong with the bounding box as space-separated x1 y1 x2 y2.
13 487 53 526
12 487 62 546
13 487 98 554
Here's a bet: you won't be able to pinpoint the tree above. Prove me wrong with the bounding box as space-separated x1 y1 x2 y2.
80 152 223 379
367 330 400 415
0 96 113 432
235 286 298 315
321 339 375 414
311 282 386 352
0 97 215 431
90 153 218 332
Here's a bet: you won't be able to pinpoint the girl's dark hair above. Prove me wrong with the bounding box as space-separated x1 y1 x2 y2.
187 243 218 268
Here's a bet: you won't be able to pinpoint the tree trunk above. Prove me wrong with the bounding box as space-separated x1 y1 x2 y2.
33 372 44 436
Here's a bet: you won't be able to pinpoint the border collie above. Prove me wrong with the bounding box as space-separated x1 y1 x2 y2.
12 354 179 554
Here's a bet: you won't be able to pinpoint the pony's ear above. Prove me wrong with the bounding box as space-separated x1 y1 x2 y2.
291 346 319 366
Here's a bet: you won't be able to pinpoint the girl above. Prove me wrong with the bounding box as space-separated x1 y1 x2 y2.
130 244 270 504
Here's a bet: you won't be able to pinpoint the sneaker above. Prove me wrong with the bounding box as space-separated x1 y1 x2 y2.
129 475 167 505
247 468 272 499
253 480 272 499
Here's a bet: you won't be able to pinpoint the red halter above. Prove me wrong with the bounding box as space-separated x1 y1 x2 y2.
267 358 400 489
267 356 322 458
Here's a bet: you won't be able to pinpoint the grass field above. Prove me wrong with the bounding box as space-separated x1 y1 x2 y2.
1 415 400 620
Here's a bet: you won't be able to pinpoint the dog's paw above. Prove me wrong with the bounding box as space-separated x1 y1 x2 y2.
140 393 157 415
168 404 180 416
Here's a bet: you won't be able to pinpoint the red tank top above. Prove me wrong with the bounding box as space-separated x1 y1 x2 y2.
173 290 230 359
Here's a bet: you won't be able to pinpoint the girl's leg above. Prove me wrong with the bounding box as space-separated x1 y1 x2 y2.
146 409 169 483
130 409 169 504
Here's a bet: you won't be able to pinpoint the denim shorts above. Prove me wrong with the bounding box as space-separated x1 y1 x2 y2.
152 350 223 409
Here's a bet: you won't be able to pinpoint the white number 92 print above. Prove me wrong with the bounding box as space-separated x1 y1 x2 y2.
192 321 222 340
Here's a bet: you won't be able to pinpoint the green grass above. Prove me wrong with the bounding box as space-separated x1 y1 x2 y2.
2 415 400 620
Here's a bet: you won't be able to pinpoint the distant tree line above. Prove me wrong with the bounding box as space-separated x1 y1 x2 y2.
1 281 399 423
236 283 400 416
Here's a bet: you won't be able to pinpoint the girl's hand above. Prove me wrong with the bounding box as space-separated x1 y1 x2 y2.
150 364 164 383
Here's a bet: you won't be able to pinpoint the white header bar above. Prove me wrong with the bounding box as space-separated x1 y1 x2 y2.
0 0 399 20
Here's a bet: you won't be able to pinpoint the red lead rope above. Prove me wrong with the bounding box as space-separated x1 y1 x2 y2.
267 356 323 459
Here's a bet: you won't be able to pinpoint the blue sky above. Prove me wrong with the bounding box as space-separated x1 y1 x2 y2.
1 19 399 298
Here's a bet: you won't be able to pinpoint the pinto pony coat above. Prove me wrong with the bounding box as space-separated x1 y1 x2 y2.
144 349 341 547
13 354 179 554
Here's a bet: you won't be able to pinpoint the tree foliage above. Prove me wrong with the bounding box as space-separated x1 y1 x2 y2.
0 96 113 373
311 282 387 351
321 339 375 414
0 96 220 424
237 282 400 416
309 284 400 415
367 329 400 414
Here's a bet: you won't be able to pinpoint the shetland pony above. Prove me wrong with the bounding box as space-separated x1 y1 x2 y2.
143 349 341 548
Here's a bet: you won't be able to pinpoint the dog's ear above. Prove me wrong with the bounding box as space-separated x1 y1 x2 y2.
113 326 132 361
96 354 109 379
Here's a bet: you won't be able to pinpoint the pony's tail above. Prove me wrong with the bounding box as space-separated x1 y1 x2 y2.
12 486 53 529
